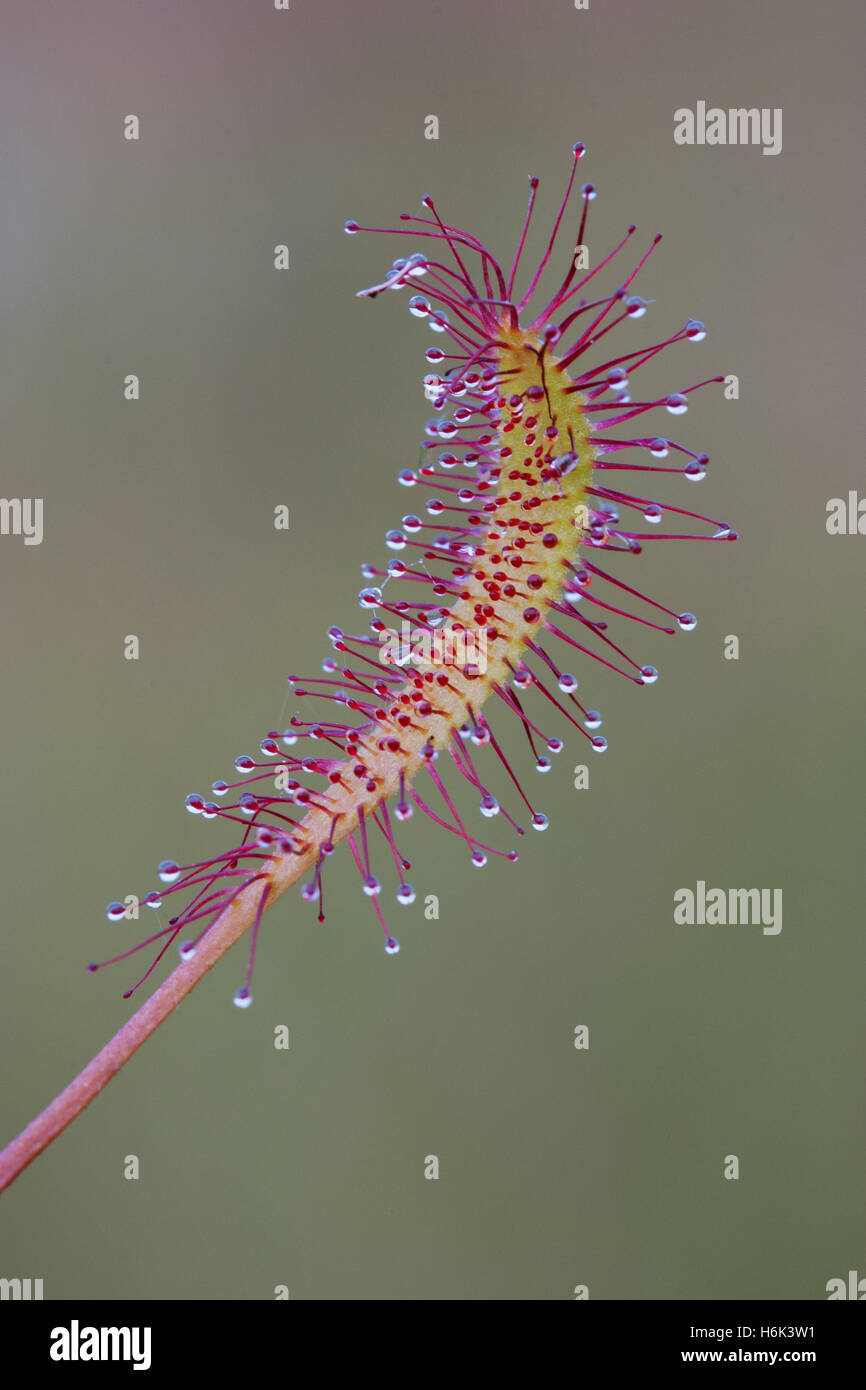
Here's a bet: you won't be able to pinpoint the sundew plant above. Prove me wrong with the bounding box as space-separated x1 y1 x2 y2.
0 145 735 1193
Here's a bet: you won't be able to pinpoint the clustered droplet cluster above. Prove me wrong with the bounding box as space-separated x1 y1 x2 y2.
96 145 736 1007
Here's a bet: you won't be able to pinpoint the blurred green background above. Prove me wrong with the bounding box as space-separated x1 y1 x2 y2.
0 0 862 1300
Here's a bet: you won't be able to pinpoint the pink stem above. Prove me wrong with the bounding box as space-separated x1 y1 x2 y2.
0 852 309 1194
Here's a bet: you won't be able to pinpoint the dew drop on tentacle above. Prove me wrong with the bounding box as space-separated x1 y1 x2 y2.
158 860 181 884
684 454 708 481
105 901 126 922
678 612 698 632
396 884 415 905
233 986 253 1009
384 937 401 955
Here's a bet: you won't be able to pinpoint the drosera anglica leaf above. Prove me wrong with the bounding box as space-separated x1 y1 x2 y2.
96 141 736 997
0 145 736 1193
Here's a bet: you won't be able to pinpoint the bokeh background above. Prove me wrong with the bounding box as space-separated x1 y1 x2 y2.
0 0 862 1300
